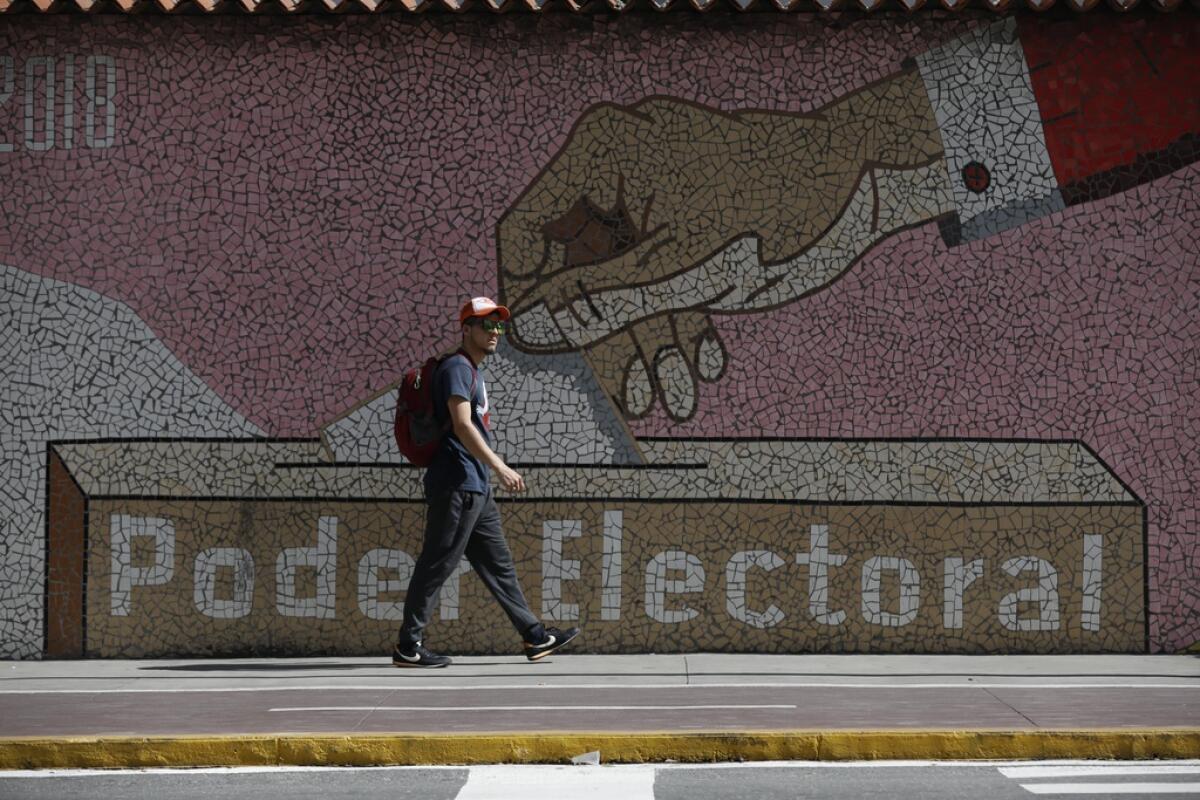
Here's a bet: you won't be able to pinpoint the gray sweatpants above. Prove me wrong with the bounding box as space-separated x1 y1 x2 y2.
397 488 540 649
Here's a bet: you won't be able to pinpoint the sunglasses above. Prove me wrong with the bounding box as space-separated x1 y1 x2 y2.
470 319 508 334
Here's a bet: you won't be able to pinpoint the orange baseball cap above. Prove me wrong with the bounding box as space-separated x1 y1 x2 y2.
459 296 511 325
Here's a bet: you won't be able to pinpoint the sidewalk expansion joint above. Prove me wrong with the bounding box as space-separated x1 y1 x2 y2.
981 687 1039 728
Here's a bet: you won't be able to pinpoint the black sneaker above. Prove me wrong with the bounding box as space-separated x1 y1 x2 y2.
392 642 452 669
524 626 580 661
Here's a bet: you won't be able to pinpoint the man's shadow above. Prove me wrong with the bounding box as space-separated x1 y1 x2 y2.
140 660 520 672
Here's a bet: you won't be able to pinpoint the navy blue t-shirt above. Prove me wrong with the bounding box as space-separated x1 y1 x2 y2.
423 352 491 498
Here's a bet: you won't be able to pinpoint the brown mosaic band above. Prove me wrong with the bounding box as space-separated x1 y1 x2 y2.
45 438 1147 658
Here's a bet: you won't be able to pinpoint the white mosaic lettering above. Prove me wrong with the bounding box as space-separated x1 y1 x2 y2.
110 514 175 617
542 519 581 621
357 548 415 621
601 510 622 621
0 55 117 153
194 547 254 619
725 550 785 629
62 55 74 150
85 55 115 149
943 557 984 629
23 56 54 152
862 555 920 627
645 550 705 624
275 515 337 619
999 556 1060 632
1082 534 1103 632
796 524 847 626
0 57 14 153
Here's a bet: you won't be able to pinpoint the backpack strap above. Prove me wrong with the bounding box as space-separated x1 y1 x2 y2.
453 349 479 398
437 350 480 436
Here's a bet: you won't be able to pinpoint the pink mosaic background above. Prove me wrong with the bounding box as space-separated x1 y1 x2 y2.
1 13 1198 651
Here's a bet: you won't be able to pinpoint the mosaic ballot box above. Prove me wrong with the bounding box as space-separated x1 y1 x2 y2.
45 438 1146 657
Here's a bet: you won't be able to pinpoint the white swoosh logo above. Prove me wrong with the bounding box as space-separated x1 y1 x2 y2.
397 651 423 663
537 635 556 648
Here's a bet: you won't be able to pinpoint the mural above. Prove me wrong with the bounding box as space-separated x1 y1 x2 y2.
2 12 1198 658
497 18 1198 423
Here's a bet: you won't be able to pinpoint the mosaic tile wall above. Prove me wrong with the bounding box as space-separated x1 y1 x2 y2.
49 439 1145 656
2 11 1198 658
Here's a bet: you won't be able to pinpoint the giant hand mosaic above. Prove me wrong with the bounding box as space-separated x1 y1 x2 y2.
2 12 1197 658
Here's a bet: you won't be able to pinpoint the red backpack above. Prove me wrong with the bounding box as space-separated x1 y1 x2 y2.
393 352 477 467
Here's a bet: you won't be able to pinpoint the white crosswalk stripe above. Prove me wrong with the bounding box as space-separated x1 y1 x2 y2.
454 765 656 800
1001 766 1200 780
999 762 1200 796
1019 783 1200 795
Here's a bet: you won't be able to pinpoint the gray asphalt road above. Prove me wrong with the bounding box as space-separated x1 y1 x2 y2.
2 761 1199 800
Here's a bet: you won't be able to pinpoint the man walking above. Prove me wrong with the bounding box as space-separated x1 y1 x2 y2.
393 297 580 668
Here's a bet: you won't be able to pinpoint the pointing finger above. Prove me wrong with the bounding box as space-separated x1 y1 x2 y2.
672 309 727 385
629 314 699 424
584 329 652 420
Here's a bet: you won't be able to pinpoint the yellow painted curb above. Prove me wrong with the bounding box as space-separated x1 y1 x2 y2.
1 730 1197 769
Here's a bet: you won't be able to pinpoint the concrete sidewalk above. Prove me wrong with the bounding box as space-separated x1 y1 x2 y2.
1 654 1198 767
